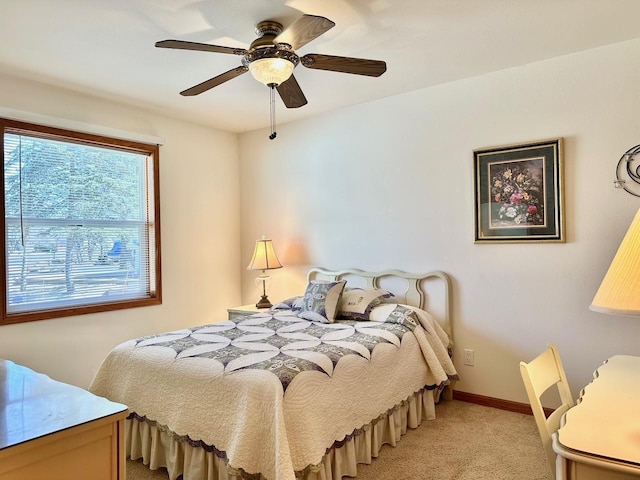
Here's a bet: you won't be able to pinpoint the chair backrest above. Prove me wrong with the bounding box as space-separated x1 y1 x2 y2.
519 343 574 477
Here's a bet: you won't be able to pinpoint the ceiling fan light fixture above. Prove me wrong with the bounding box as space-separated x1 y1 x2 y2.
248 57 295 86
156 13 386 123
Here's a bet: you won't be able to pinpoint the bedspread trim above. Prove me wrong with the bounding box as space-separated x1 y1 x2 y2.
127 412 228 458
127 382 448 480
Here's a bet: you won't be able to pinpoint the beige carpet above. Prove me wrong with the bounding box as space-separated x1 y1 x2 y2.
126 400 552 480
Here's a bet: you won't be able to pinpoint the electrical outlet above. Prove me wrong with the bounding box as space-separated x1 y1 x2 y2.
464 349 474 366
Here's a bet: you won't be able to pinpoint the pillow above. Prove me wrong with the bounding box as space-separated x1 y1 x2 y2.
369 303 420 331
298 280 346 323
271 296 304 311
338 288 394 320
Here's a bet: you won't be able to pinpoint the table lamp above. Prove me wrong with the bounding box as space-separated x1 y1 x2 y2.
590 208 640 315
247 235 282 308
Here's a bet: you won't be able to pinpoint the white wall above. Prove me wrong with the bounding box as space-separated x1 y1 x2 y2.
0 73 242 388
239 38 640 404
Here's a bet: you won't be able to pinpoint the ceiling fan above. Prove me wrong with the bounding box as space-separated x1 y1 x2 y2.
155 14 387 139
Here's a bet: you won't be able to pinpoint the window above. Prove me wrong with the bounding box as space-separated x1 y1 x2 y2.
1 119 161 325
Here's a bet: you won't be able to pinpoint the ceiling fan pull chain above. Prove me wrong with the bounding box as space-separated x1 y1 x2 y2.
269 83 277 140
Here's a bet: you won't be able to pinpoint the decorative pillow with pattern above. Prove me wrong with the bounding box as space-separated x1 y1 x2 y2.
298 280 346 323
271 296 304 311
338 288 394 320
369 303 421 332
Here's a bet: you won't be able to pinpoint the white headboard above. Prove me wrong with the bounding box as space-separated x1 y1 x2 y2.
307 267 453 341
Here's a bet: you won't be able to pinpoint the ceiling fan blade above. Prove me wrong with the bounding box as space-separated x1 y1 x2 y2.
273 15 335 50
301 54 387 77
276 75 308 108
180 66 249 96
155 39 246 56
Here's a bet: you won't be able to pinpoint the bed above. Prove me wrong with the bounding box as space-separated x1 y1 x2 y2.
89 267 458 480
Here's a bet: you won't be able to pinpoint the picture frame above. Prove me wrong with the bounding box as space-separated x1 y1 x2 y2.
473 138 564 243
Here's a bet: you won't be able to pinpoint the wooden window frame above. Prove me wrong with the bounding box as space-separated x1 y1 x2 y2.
0 118 162 325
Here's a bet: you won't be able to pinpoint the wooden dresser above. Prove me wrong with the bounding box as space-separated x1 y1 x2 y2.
0 359 127 480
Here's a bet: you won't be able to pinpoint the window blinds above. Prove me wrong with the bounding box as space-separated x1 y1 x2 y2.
3 131 157 314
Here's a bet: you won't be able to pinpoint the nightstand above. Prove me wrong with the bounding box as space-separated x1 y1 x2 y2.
227 304 270 320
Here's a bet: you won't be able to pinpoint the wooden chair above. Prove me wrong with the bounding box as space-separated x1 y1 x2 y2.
520 344 574 478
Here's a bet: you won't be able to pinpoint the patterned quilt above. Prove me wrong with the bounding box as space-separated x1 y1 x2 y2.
90 307 457 480
133 311 418 390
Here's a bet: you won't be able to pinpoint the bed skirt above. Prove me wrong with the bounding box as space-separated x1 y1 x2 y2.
127 385 441 480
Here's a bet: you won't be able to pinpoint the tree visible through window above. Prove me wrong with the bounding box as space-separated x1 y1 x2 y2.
1 119 161 324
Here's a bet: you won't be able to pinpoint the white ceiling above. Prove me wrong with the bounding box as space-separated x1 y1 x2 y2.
2 0 640 134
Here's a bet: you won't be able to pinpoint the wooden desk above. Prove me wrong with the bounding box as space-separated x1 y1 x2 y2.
0 359 127 480
553 355 640 479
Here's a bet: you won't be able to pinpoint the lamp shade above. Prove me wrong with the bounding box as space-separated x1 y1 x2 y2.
248 58 294 86
591 208 640 315
247 236 283 271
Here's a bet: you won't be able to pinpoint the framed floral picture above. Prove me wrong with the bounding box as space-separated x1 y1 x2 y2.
473 138 564 243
